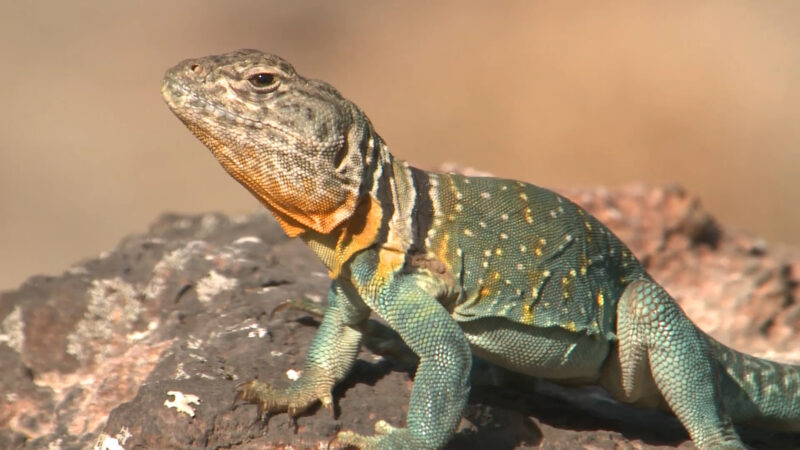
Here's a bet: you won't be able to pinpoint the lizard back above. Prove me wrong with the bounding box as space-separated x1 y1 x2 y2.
421 171 644 339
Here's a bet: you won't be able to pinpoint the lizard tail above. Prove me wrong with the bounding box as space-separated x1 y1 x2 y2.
709 337 800 431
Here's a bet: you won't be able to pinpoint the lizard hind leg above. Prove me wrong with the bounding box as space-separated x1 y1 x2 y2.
614 279 745 449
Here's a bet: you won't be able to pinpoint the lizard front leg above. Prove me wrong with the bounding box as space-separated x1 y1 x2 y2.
336 269 472 449
236 281 367 421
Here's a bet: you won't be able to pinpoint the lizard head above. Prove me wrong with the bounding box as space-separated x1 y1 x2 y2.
161 49 378 236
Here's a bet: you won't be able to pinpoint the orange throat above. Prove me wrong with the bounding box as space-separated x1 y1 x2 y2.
298 195 385 278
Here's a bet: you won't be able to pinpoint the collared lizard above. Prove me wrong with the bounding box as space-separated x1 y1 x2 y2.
161 49 800 449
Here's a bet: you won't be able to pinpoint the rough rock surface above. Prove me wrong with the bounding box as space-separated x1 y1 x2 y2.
1 181 799 449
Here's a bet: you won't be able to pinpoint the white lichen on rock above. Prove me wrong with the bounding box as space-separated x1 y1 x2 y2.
233 235 261 245
0 305 24 353
195 270 237 303
93 426 132 450
144 240 208 299
220 320 268 339
66 278 141 363
126 320 159 343
173 362 191 380
164 390 200 417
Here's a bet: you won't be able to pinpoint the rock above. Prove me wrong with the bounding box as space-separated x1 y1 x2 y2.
1 182 799 449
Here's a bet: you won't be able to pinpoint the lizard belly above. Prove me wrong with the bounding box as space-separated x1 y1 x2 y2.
460 316 610 381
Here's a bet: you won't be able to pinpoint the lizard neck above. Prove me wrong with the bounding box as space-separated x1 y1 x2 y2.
300 194 383 277
300 144 417 280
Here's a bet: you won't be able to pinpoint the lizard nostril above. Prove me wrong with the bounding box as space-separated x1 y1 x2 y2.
190 64 200 73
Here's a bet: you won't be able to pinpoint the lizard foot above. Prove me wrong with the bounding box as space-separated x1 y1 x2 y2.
233 376 334 422
335 420 420 449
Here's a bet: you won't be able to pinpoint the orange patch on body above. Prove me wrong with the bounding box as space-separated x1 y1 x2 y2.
433 232 451 267
374 247 406 284
255 177 359 237
328 196 385 278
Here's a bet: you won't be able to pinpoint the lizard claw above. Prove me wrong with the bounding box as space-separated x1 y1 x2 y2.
334 420 408 449
270 297 326 319
232 376 258 409
234 378 283 415
323 396 335 417
373 420 396 436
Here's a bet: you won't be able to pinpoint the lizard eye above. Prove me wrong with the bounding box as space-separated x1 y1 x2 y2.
247 73 279 90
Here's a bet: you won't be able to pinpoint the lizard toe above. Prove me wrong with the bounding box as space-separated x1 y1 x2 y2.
335 422 424 449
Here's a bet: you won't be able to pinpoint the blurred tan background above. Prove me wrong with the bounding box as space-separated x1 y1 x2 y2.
1 1 799 292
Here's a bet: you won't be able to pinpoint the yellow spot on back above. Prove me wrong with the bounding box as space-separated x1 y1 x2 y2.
521 304 534 324
597 291 605 307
